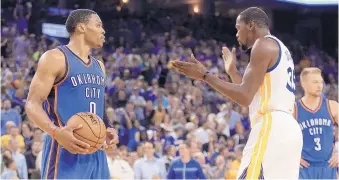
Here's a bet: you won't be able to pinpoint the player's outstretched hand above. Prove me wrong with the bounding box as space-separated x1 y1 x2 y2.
55 124 90 154
171 54 208 81
328 152 338 168
222 47 238 75
101 128 119 151
300 157 310 168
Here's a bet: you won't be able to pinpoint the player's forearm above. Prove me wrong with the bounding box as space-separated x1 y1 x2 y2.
228 70 243 84
204 74 250 107
25 100 58 135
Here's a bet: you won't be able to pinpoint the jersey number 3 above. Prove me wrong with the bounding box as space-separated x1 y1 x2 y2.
314 137 321 151
286 67 296 94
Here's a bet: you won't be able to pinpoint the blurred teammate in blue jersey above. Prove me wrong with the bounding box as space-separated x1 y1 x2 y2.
294 67 338 179
25 9 118 179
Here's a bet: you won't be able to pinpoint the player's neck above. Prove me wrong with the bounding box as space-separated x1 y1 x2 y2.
250 28 270 49
67 38 91 60
302 95 321 108
256 28 270 39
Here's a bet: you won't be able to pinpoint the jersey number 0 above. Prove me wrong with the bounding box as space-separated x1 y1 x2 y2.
89 102 96 114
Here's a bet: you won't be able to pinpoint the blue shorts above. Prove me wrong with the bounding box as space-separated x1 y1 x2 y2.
41 135 110 179
299 164 337 179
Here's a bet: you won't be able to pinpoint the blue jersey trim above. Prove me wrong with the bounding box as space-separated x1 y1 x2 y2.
266 37 281 73
65 45 92 67
91 56 104 73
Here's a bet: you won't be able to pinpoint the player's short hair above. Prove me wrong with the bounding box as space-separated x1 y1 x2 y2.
300 67 322 81
65 9 97 34
239 7 269 28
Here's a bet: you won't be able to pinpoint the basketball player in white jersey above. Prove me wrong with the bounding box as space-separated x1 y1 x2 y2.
171 7 302 179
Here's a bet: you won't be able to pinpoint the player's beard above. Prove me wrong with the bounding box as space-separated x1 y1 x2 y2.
240 44 248 51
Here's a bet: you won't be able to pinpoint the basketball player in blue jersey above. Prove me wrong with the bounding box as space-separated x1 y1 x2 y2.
294 67 338 179
25 9 118 179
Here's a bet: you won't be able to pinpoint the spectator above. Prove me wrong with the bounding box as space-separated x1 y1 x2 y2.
1 99 22 135
1 126 25 151
150 100 168 126
1 156 19 179
21 122 32 146
211 155 227 179
216 103 242 136
7 138 28 179
0 149 13 174
163 145 176 171
167 142 206 179
129 86 147 124
225 144 245 179
31 128 43 143
106 147 134 179
194 120 210 145
163 124 185 148
133 142 166 179
194 152 213 178
126 109 141 151
24 141 41 179
3 121 15 135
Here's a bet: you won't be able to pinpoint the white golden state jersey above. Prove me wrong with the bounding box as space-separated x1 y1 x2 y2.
249 35 296 126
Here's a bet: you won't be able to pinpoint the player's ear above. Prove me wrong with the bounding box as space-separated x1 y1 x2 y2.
248 21 255 31
76 23 86 33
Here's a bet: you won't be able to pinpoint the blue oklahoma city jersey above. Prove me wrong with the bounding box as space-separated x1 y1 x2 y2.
44 45 105 125
41 45 109 179
296 98 334 163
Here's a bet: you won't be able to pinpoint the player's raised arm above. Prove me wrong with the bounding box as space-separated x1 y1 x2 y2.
173 38 274 107
25 49 90 154
329 100 338 124
209 38 274 106
222 46 243 84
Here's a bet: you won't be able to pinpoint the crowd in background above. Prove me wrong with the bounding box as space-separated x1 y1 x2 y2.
1 1 338 179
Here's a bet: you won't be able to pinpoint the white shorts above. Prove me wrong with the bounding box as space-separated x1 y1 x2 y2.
237 111 303 179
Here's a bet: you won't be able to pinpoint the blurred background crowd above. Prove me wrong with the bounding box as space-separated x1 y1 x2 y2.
1 0 338 179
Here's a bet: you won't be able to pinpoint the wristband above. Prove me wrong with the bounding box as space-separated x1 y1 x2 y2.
50 125 57 139
203 71 211 81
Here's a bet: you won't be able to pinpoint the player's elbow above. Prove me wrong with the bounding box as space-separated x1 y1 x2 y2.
238 90 253 107
240 97 252 107
24 99 40 123
237 85 255 107
24 100 34 119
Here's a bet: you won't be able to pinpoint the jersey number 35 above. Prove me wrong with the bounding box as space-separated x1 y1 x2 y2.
286 67 296 94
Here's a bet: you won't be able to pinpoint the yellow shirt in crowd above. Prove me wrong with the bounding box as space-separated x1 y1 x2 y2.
225 160 240 179
1 135 25 149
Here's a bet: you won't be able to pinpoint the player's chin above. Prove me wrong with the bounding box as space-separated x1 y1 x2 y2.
93 43 104 49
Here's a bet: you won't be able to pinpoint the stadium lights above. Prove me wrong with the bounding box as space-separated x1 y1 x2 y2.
122 0 129 4
276 0 338 5
193 5 199 13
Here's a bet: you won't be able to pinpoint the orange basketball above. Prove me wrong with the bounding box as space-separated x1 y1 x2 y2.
67 112 106 154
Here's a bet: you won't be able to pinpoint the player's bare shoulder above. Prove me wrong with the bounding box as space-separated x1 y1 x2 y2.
37 48 67 78
252 37 281 70
253 37 279 57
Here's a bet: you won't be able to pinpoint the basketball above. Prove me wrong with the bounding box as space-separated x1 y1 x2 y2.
67 112 106 154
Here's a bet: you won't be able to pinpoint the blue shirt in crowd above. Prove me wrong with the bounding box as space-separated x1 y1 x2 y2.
167 158 206 179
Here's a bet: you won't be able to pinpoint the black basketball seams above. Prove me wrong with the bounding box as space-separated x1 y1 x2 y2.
94 114 106 139
75 113 100 138
74 132 98 143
